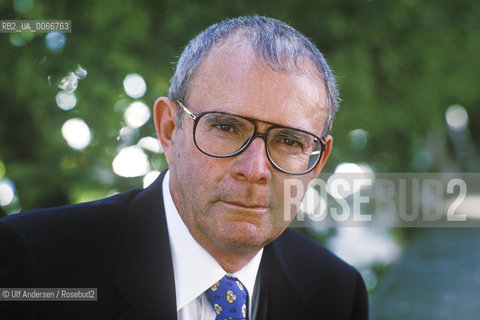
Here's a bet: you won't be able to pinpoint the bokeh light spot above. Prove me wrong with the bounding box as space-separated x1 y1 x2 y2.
57 65 87 92
112 146 150 177
74 65 88 79
327 163 374 199
124 101 150 128
138 136 163 153
119 126 138 145
0 179 16 206
328 228 401 267
411 149 433 171
123 73 147 98
13 0 34 14
9 32 34 47
56 91 77 110
45 32 66 51
58 72 78 92
348 129 368 151
61 118 92 150
300 187 326 220
445 104 469 132
143 170 161 188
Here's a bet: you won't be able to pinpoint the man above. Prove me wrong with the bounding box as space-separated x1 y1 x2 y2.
0 16 368 319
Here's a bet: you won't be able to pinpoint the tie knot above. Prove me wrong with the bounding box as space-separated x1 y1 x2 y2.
207 276 248 320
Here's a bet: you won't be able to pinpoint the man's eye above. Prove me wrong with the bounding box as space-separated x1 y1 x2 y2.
283 138 297 146
216 124 233 132
271 135 304 150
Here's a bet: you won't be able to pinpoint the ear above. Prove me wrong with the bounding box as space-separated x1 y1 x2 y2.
311 134 333 179
153 97 178 166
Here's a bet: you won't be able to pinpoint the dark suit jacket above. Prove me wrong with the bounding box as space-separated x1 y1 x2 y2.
0 170 368 319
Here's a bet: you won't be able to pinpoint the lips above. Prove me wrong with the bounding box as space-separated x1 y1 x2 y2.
221 200 267 210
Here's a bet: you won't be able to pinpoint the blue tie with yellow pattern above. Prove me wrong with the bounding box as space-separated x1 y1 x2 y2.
207 275 248 320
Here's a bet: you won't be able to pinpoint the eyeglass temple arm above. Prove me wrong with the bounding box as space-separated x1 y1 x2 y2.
175 100 197 120
310 138 327 155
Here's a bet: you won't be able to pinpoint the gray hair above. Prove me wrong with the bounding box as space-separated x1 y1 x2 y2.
169 16 339 136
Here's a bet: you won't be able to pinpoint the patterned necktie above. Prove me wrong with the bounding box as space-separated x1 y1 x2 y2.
206 275 248 320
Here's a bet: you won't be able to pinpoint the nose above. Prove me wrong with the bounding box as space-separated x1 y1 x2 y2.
230 137 272 184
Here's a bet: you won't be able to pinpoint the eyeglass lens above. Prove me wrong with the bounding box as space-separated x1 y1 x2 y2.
194 112 322 173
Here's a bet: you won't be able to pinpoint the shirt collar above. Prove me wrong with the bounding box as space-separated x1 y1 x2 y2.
162 171 263 311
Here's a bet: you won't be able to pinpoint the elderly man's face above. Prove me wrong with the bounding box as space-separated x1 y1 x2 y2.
166 44 331 255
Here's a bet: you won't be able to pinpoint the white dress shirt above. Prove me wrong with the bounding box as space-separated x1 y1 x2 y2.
163 171 263 320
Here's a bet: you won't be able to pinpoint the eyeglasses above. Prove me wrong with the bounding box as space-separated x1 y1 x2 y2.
176 101 326 175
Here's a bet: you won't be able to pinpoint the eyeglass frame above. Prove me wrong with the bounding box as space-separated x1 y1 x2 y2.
175 100 327 175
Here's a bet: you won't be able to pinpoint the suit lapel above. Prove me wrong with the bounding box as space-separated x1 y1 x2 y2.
111 170 177 319
256 238 310 320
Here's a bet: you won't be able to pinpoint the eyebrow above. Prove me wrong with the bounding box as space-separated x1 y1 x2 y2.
273 128 312 143
203 113 250 129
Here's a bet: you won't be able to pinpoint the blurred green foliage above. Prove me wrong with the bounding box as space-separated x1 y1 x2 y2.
1 0 479 215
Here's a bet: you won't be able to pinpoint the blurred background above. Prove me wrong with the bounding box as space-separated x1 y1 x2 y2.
1 0 479 318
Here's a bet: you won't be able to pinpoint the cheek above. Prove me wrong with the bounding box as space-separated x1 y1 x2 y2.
271 176 312 219
173 146 228 201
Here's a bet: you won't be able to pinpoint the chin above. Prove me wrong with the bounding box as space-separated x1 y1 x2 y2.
217 222 276 249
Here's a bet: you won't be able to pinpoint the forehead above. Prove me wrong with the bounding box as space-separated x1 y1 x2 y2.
186 43 329 136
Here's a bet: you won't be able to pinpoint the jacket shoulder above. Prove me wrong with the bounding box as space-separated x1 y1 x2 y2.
0 189 143 284
2 189 142 237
